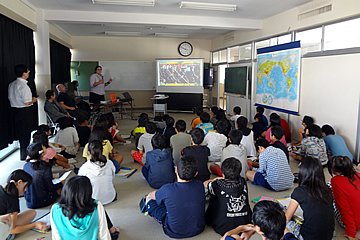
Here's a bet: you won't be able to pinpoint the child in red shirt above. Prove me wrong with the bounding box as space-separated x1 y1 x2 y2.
328 155 360 239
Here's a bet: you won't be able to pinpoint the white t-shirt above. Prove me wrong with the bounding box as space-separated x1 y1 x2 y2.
78 159 116 205
240 131 257 157
221 144 249 180
203 132 227 162
137 133 155 163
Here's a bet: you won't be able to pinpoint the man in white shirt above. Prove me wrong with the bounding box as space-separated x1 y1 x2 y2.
8 64 37 160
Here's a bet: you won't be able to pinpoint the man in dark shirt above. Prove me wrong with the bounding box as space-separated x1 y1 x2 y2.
270 126 289 162
56 84 89 119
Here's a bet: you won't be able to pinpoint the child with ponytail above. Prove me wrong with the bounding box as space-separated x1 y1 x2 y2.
0 170 47 239
328 156 360 240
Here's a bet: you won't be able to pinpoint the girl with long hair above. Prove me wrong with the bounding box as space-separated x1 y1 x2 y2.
285 156 334 240
82 126 123 173
0 170 47 239
328 156 360 240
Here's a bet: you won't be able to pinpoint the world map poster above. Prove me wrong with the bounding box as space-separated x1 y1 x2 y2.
255 41 301 115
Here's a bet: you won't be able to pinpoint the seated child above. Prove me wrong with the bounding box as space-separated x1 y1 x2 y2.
50 175 119 239
33 131 70 169
322 124 353 161
83 126 123 173
133 115 149 147
290 124 328 166
191 106 203 129
23 143 64 209
256 106 268 126
210 106 218 126
196 112 214 135
133 114 148 136
280 117 292 142
162 116 176 148
222 200 298 240
182 128 210 182
270 126 289 162
237 117 257 157
156 114 169 133
78 140 116 205
285 157 334 240
37 124 75 158
131 122 156 166
106 112 131 145
246 139 294 191
76 114 91 147
170 119 192 165
230 106 242 124
205 158 251 236
328 156 360 239
204 119 229 162
252 113 267 140
54 117 80 155
0 170 47 239
143 155 205 239
264 113 287 146
142 134 175 189
292 115 313 145
211 129 249 179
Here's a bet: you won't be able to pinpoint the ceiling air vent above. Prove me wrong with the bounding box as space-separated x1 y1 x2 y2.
298 4 332 20
223 33 234 43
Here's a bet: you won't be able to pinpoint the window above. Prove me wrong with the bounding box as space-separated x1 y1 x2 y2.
229 46 239 62
278 34 292 44
239 44 252 60
255 39 270 50
219 49 227 62
324 18 360 50
212 51 219 64
295 27 322 54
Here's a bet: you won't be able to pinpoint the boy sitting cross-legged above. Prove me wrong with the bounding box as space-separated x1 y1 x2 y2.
144 155 206 239
246 139 294 192
142 134 176 189
210 129 249 180
170 120 192 165
204 158 252 236
221 200 298 240
181 128 211 182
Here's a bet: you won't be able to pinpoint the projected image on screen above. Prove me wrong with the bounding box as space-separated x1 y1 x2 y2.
158 60 201 86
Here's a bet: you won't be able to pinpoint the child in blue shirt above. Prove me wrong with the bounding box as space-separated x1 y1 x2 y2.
196 112 214 135
142 134 175 189
144 155 205 239
246 139 294 191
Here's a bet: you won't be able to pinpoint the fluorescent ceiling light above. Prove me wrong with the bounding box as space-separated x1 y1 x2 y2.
155 33 189 38
92 0 155 7
179 1 237 11
105 31 141 36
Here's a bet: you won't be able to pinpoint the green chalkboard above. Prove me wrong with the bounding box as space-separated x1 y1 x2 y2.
70 61 98 91
224 66 248 96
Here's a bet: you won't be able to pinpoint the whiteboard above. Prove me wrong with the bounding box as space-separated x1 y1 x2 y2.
99 61 156 91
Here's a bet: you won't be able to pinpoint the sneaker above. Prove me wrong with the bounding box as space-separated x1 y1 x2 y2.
120 140 131 145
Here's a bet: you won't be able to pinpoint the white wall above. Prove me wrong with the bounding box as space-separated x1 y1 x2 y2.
71 36 211 62
211 0 360 50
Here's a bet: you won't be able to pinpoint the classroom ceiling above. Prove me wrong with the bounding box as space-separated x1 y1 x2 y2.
23 0 313 39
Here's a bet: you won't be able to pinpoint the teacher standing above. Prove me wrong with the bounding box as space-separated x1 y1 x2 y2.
89 65 112 103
